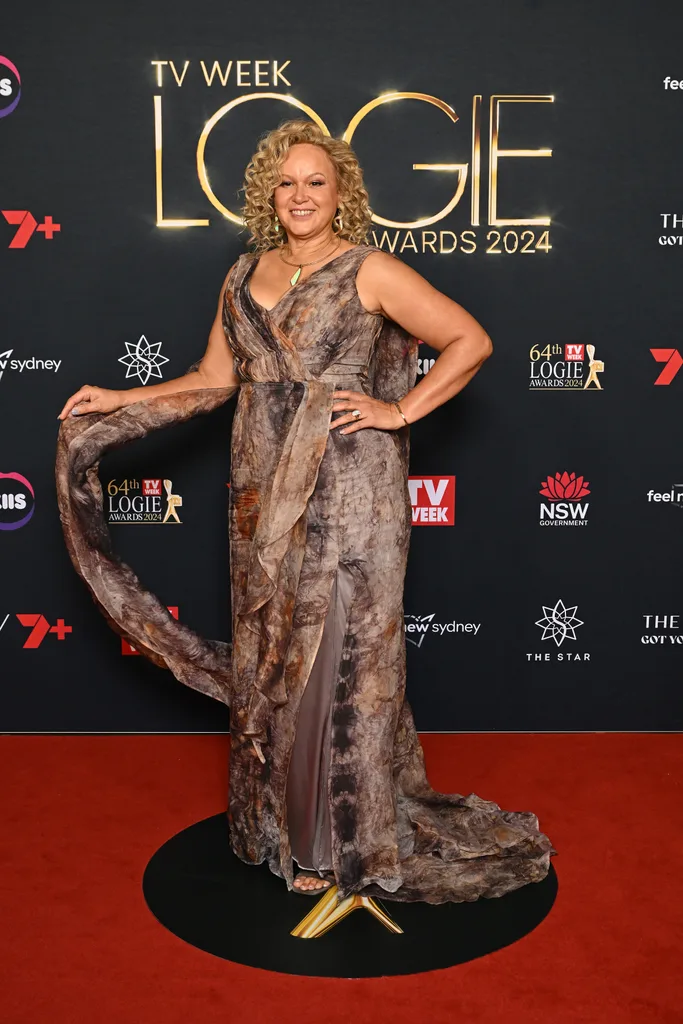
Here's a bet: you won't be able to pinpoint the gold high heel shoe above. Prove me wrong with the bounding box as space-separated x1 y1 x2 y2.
291 883 404 939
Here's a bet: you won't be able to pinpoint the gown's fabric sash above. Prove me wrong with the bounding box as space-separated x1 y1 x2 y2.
55 384 238 706
236 369 370 739
236 378 335 620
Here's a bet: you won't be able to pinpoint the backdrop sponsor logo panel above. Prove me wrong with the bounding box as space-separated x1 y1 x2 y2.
2 0 683 731
0 56 21 118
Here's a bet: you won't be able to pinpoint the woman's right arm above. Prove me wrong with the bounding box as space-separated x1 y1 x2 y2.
57 266 240 421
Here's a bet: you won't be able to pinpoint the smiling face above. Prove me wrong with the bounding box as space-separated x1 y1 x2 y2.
273 143 340 243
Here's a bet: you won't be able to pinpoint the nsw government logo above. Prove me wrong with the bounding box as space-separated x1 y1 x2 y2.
529 343 604 390
527 599 589 662
408 476 455 525
404 613 481 648
540 472 590 527
107 478 183 524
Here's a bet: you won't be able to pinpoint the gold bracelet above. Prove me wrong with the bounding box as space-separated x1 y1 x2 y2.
392 400 409 426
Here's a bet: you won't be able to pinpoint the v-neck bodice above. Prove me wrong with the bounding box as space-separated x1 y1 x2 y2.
223 244 386 385
245 245 366 316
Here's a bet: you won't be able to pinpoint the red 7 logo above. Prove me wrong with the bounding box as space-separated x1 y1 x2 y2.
651 348 683 385
2 211 61 247
2 210 37 248
16 614 72 647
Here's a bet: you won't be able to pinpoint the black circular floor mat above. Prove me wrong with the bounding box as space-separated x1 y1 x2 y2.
142 813 557 977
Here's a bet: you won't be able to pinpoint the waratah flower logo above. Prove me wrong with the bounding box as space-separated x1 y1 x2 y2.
539 472 590 499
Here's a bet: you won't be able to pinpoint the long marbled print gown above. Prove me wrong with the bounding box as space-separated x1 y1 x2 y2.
56 244 554 904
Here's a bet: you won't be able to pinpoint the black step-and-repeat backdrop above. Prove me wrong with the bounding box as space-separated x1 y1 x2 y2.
3 0 683 732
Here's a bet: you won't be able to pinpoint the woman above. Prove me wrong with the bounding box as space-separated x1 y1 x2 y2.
56 120 553 903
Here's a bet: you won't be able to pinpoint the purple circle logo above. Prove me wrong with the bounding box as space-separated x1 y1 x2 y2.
0 57 21 118
0 472 35 530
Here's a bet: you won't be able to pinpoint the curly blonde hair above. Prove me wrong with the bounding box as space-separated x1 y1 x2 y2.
241 119 372 252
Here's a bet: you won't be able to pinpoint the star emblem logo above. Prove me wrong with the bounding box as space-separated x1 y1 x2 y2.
118 335 169 385
535 599 584 647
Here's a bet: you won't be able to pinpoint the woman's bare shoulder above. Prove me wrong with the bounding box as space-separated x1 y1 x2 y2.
356 247 438 316
357 247 423 286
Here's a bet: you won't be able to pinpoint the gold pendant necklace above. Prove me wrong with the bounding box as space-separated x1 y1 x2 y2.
279 236 342 287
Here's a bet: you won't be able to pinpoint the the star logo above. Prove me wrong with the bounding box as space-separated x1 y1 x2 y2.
118 335 169 385
535 600 584 646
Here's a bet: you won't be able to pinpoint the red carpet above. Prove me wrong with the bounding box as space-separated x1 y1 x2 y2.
1 733 681 1023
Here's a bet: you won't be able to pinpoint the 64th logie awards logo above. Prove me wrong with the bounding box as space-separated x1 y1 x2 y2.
107 478 183 524
529 343 605 390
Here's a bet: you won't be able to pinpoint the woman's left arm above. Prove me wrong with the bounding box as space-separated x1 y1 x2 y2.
331 251 492 433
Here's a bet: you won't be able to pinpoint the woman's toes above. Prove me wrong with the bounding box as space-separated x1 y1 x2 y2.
294 872 332 891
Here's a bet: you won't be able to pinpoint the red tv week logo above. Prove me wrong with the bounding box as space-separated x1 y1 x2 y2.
565 344 584 361
2 211 61 248
122 606 178 654
16 614 72 648
651 348 683 385
408 476 455 525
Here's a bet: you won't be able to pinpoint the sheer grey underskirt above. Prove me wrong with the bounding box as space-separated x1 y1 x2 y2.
285 562 355 875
